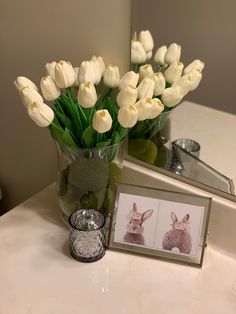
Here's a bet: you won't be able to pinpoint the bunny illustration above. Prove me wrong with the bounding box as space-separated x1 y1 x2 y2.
162 212 192 254
123 202 153 245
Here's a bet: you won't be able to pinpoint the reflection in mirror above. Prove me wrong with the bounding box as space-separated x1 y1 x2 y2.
127 0 236 200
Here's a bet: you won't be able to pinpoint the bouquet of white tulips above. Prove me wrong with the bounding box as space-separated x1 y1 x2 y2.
14 57 141 151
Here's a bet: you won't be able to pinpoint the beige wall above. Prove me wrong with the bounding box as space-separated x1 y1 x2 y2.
132 0 236 114
0 0 132 212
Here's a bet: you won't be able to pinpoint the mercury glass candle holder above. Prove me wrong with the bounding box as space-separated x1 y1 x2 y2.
69 209 106 262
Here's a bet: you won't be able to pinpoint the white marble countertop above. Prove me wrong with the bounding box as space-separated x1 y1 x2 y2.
0 184 236 314
171 101 236 185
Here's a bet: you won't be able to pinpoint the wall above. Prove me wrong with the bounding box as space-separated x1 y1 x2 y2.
132 0 236 114
0 0 132 212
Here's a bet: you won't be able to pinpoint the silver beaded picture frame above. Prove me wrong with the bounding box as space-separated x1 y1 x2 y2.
108 183 211 267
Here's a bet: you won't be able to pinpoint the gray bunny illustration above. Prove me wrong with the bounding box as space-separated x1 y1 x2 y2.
123 202 153 245
162 211 192 254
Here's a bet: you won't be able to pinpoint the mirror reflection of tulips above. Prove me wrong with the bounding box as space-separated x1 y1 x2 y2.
129 29 204 169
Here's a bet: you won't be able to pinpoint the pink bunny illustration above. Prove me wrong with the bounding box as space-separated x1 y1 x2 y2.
162 211 192 254
123 202 153 245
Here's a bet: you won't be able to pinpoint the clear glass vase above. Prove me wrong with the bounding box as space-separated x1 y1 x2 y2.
55 140 126 225
128 110 172 170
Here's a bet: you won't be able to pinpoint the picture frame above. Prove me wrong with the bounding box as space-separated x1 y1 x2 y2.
108 183 212 267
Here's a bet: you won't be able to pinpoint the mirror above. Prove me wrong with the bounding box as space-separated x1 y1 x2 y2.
128 0 236 200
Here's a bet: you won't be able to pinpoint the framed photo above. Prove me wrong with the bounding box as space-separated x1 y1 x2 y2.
108 184 212 267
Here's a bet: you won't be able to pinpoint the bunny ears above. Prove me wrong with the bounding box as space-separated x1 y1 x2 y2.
129 202 153 223
171 212 190 224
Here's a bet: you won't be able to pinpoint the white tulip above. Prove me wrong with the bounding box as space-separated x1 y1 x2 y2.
40 76 61 101
91 56 106 76
184 59 205 75
139 64 154 81
146 51 153 61
74 67 80 87
27 101 54 127
77 82 97 108
103 64 120 88
172 74 192 96
90 56 104 85
164 61 184 84
164 43 181 65
118 104 138 128
14 76 38 92
79 61 97 85
92 109 112 133
136 98 164 121
20 86 44 108
137 77 155 99
131 40 146 64
116 85 138 107
153 72 166 96
45 61 57 81
138 30 154 53
154 46 167 66
119 71 139 90
161 86 184 107
54 60 75 88
188 70 202 91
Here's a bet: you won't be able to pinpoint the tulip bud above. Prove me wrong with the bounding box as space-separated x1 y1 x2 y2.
131 40 146 64
27 101 54 127
119 71 139 90
45 61 57 81
154 46 167 66
161 86 184 107
118 104 138 128
54 60 75 88
79 61 97 85
92 109 112 133
137 77 155 99
139 64 154 81
164 61 184 84
103 64 120 88
188 70 202 91
184 59 205 75
136 98 164 121
91 56 106 76
40 76 61 101
172 74 194 96
20 86 44 108
164 43 181 65
116 85 138 107
138 30 154 53
146 51 152 61
90 57 104 85
77 82 97 108
14 76 38 92
153 72 166 96
74 67 80 87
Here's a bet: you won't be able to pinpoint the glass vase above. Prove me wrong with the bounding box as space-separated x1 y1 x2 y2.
55 140 126 225
128 110 172 170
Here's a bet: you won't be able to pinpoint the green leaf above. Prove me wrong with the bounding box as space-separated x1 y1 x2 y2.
62 128 78 149
81 125 96 147
95 139 112 148
49 121 64 143
110 131 120 145
55 99 66 115
54 108 74 132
